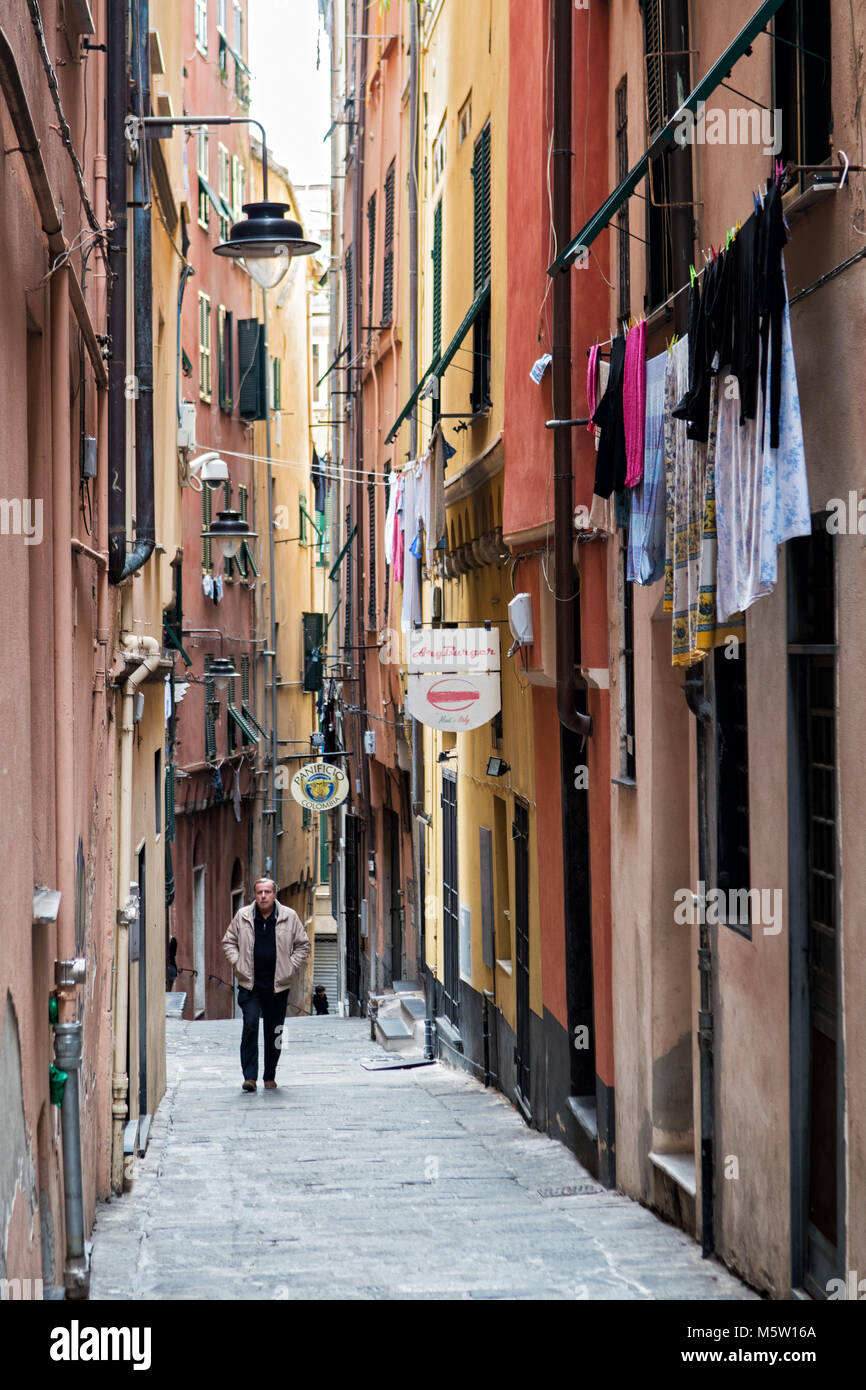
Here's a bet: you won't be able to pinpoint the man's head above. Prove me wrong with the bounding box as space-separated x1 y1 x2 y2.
254 877 277 914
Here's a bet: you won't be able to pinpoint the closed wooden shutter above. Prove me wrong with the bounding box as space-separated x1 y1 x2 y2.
237 318 266 420
382 161 395 323
432 197 442 358
472 122 491 293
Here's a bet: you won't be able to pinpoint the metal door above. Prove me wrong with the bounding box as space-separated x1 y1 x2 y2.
513 802 531 1111
441 772 459 1026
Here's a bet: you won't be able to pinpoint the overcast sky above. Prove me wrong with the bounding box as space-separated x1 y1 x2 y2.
249 0 331 196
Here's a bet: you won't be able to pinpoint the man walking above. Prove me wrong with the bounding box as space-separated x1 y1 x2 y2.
222 877 311 1092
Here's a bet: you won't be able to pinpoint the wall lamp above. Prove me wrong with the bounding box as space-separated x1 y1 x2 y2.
486 757 510 777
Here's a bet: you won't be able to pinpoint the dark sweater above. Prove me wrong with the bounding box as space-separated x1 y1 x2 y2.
253 905 277 990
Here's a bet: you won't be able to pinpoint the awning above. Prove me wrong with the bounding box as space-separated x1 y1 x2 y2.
385 281 491 444
316 341 350 388
548 0 787 274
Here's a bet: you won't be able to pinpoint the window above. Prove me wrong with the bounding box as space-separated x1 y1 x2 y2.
366 193 376 341
234 1 243 52
471 121 491 413
715 644 750 935
198 292 211 401
642 0 678 310
458 93 472 146
197 127 209 228
615 77 631 323
432 197 443 359
218 143 231 241
201 483 213 571
217 306 233 412
217 0 226 33
299 491 308 545
774 0 832 184
154 750 162 836
432 117 447 184
620 543 636 780
195 0 208 54
382 160 395 324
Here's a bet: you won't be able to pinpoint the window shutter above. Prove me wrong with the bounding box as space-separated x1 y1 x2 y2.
344 502 353 653
165 762 176 843
432 198 443 358
302 612 325 693
204 655 217 762
202 484 212 571
237 318 266 420
382 161 395 323
345 245 354 352
473 123 491 293
367 477 377 631
367 193 377 340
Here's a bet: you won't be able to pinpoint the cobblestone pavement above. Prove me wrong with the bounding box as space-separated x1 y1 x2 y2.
90 1016 757 1301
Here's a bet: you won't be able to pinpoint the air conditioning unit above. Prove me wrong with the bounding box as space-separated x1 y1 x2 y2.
177 400 197 454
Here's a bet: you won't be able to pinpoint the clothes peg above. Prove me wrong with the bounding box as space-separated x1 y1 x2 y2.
689 265 697 287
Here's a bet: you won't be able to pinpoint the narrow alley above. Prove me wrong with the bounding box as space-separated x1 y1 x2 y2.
89 1018 753 1302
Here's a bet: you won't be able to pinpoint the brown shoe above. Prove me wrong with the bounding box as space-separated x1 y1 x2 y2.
263 1080 277 1090
242 1080 256 1092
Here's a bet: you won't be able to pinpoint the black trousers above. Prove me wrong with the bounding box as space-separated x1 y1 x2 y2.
237 985 289 1082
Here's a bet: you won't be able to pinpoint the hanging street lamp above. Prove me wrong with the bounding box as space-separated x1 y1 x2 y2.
213 201 319 288
202 508 257 563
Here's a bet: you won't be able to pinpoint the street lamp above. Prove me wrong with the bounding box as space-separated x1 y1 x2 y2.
213 201 319 289
202 509 257 563
210 656 239 691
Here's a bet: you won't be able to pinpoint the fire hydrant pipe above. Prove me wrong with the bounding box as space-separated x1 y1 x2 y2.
111 635 161 1193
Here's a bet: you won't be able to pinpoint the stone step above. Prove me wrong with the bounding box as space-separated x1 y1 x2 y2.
374 1016 417 1053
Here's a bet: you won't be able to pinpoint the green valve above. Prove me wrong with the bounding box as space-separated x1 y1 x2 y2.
48 996 58 1025
49 1063 68 1107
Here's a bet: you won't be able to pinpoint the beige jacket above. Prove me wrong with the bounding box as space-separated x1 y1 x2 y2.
222 901 311 994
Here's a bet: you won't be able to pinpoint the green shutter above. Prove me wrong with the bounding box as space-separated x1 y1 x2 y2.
383 161 395 323
237 318 267 420
473 122 491 293
432 198 442 359
204 655 217 762
366 193 376 339
202 485 212 571
165 762 176 842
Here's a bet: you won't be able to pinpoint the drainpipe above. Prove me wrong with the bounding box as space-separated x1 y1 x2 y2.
106 0 127 582
408 0 426 824
51 254 90 1297
551 0 592 743
111 635 161 1193
662 0 714 1258
120 0 156 582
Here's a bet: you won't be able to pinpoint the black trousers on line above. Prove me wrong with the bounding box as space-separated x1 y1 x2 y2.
237 985 289 1081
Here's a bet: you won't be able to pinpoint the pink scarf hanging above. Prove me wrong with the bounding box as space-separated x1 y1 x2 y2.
587 343 600 430
623 320 647 487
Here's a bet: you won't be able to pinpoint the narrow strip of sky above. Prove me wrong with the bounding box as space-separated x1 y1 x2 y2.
249 0 331 189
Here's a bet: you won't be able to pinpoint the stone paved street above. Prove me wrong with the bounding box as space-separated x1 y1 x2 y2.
90 1017 757 1301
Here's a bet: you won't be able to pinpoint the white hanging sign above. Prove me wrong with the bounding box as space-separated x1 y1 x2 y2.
406 626 501 730
408 626 500 673
290 762 349 811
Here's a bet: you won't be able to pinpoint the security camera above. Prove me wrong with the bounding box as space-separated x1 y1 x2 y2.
188 452 230 493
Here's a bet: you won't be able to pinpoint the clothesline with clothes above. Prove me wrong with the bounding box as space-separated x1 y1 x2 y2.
585 174 811 668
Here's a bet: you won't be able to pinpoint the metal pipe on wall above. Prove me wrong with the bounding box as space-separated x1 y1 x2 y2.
106 0 127 582
551 0 592 745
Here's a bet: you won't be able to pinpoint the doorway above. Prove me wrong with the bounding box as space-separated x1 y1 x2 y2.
137 846 148 1118
788 522 844 1297
513 801 531 1117
193 864 206 1018
441 771 459 1026
384 808 402 984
